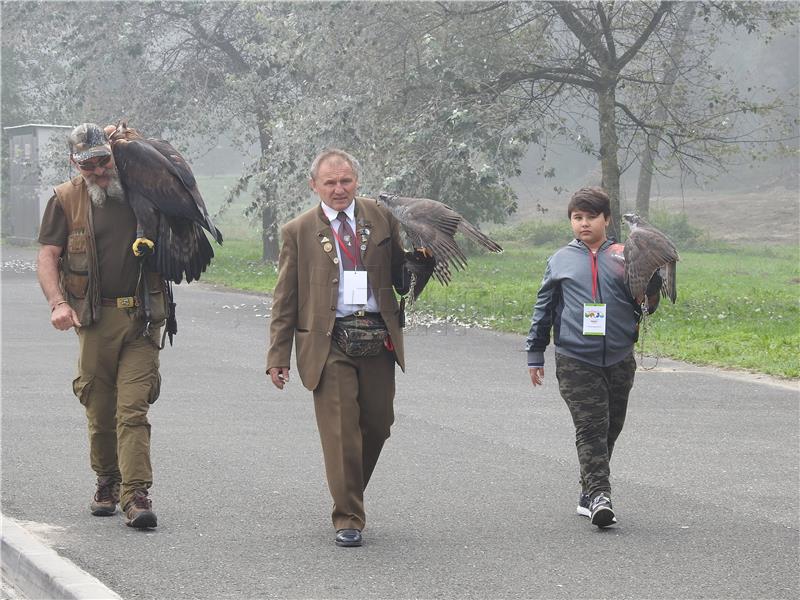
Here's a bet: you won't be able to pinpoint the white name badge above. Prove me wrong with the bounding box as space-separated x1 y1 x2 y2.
583 303 607 336
343 270 369 305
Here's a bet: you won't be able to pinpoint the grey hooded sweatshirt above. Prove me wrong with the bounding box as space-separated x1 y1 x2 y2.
526 238 645 368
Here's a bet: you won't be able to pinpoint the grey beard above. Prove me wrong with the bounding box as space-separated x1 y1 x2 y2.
87 175 125 207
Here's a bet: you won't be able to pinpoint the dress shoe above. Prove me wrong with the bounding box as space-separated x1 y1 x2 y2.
335 528 362 547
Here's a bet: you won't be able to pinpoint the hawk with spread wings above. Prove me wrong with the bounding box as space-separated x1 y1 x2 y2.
107 122 223 284
622 213 679 304
376 192 503 285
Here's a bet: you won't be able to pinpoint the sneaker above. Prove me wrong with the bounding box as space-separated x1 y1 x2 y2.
123 489 157 529
589 493 617 527
90 476 120 516
577 492 591 517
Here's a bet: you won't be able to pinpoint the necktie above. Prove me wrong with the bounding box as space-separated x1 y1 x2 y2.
336 212 360 270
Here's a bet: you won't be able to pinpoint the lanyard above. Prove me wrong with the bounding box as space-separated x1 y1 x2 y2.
330 221 359 268
589 251 599 301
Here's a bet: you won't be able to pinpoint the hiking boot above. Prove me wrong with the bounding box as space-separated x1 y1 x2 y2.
90 476 120 516
577 491 591 518
589 493 617 528
123 489 157 529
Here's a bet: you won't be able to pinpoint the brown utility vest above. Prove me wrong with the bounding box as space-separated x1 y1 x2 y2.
53 176 164 327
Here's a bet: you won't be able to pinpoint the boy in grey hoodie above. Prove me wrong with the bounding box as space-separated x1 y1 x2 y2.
526 187 662 528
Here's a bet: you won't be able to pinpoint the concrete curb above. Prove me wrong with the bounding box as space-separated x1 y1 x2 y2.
1 514 122 600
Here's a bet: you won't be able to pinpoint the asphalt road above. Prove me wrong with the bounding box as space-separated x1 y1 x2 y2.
2 245 798 600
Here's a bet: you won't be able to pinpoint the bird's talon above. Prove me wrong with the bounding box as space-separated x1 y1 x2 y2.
132 238 155 257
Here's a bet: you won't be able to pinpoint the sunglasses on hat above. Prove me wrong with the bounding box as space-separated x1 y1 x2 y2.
75 155 112 170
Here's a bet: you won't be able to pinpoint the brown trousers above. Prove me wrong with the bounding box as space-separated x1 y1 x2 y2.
313 341 395 531
72 307 161 509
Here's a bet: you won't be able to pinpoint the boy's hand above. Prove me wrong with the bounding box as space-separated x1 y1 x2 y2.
529 367 544 387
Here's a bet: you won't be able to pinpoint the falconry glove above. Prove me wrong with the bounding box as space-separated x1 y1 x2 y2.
645 271 663 297
402 249 436 300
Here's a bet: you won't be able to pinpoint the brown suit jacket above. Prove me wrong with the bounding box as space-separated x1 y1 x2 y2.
266 197 408 391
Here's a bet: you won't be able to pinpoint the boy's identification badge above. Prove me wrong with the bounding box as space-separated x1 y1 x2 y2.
343 270 368 305
583 303 607 336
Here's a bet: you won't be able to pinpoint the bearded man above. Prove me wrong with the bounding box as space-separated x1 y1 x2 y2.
36 123 161 529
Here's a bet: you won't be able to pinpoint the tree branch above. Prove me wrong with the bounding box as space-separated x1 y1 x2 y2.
477 66 601 97
550 1 610 67
596 1 618 62
435 1 508 16
616 1 672 70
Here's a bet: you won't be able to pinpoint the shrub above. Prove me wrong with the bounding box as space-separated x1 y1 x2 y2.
490 220 572 247
647 210 707 249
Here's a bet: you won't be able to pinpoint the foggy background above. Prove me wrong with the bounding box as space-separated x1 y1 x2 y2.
2 2 798 253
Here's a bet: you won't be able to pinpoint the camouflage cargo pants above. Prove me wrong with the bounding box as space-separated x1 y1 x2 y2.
555 352 637 498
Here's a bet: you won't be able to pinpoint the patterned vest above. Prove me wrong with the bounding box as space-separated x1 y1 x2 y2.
52 176 164 327
53 177 100 327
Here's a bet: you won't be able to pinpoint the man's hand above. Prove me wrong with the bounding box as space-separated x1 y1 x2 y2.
51 303 81 330
268 367 290 390
37 245 80 331
529 367 544 387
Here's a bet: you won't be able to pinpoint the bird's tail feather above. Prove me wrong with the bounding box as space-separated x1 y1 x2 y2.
205 213 223 244
457 219 503 253
662 263 677 303
155 217 214 284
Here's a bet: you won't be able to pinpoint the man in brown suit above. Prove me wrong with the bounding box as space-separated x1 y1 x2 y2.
266 149 432 547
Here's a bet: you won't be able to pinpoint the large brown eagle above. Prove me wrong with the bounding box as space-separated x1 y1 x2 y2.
107 122 223 284
622 213 679 304
376 192 503 285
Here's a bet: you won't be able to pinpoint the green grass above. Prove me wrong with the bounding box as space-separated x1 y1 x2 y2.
196 175 260 241
205 239 278 292
202 231 800 379
641 247 800 378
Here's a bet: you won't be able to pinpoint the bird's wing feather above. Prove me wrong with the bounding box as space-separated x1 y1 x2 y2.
151 214 215 284
146 138 223 244
624 228 679 302
384 198 469 282
457 218 503 253
662 261 677 303
113 140 204 220
378 193 502 285
113 139 222 243
144 138 198 188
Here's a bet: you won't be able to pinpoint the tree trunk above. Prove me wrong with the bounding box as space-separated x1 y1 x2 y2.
635 2 696 216
261 193 279 263
255 111 279 263
597 83 623 238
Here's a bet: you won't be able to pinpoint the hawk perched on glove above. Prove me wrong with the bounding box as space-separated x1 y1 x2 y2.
376 192 503 285
622 213 679 304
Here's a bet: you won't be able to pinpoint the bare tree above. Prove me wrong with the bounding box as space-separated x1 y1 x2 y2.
449 1 798 233
635 1 696 217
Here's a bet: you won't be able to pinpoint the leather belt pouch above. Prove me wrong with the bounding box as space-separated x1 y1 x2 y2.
333 314 387 357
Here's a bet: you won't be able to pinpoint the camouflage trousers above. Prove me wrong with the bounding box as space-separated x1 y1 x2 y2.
555 352 637 499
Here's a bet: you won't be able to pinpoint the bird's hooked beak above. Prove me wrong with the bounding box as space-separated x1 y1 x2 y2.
378 192 398 205
107 120 130 143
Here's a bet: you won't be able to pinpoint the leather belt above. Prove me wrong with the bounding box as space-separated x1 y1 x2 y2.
101 296 139 308
339 310 381 319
